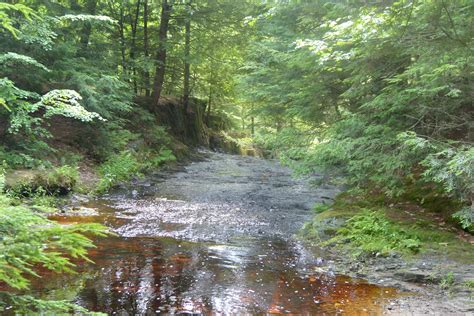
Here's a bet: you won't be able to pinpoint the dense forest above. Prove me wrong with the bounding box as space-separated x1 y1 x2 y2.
0 0 473 314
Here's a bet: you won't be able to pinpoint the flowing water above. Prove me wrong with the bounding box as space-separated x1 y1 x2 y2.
34 152 402 315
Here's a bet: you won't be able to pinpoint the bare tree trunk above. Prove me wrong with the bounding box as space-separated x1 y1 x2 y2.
182 0 191 112
118 6 127 74
152 0 172 106
79 0 97 52
129 0 141 94
206 82 212 125
143 0 150 96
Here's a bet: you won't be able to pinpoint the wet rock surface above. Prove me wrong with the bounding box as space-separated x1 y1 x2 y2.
104 151 340 242
34 151 410 315
40 151 474 315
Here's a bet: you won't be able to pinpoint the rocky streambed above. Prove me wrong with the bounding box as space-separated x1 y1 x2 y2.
33 151 473 315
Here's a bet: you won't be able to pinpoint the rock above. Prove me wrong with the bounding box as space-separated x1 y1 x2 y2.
394 270 437 284
69 206 99 216
70 193 90 205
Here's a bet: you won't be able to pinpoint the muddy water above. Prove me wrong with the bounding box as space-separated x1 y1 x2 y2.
36 152 401 315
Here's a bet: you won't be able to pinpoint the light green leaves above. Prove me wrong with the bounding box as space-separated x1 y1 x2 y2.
0 52 50 72
39 90 105 122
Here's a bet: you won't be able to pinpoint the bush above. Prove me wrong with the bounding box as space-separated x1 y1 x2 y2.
0 170 108 314
452 207 474 234
139 148 176 170
143 126 172 148
324 209 422 256
96 151 141 193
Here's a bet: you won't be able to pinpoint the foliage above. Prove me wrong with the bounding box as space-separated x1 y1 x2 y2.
324 209 422 257
240 0 473 216
0 146 48 169
452 207 474 233
96 150 141 193
440 272 456 290
144 126 172 148
0 293 104 315
0 174 108 313
39 90 104 122
96 146 176 193
0 3 38 37
6 165 79 197
139 148 176 170
0 52 50 72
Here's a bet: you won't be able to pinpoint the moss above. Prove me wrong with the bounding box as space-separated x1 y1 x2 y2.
5 165 79 196
303 192 474 262
300 197 362 242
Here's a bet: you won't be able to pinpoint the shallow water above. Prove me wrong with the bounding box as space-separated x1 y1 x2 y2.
35 152 401 315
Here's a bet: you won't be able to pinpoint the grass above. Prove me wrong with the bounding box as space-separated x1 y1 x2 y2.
440 272 456 290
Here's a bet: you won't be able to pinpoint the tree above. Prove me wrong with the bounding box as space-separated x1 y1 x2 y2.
152 0 173 106
182 0 191 112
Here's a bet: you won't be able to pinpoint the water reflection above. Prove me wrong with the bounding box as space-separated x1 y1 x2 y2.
33 235 398 315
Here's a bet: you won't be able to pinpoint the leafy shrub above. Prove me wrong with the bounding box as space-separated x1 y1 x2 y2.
452 207 474 233
325 209 422 256
0 145 51 169
139 148 176 170
144 126 172 148
96 151 141 193
0 185 108 314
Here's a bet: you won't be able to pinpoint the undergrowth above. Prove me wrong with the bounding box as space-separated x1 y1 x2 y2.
95 150 141 193
323 209 422 256
0 171 108 315
95 148 176 193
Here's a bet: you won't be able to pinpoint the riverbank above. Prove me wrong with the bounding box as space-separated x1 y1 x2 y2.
301 193 474 314
26 151 403 314
4 150 473 314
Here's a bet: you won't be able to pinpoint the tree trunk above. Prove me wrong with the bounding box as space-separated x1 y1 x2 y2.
182 1 191 112
206 82 212 125
73 0 96 57
130 0 141 94
118 6 127 74
152 0 173 106
143 0 150 96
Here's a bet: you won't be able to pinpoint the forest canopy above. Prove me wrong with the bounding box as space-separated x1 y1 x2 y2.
0 0 472 235
0 0 473 313
240 0 473 225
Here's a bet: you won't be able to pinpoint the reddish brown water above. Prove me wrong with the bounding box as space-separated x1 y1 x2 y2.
31 153 405 314
32 213 401 315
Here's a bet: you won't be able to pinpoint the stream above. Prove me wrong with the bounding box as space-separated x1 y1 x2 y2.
34 151 403 315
